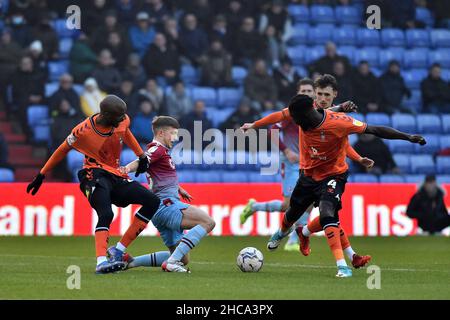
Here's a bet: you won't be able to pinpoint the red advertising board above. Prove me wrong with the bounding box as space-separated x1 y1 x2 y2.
0 182 441 237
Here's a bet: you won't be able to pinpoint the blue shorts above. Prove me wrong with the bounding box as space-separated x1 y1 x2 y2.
280 155 299 197
151 197 189 247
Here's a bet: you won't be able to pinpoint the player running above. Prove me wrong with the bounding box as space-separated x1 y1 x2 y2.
112 116 215 273
242 94 426 277
26 95 161 274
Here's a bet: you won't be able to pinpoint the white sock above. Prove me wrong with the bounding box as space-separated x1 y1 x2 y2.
302 226 311 237
116 242 127 252
336 259 347 267
344 246 356 260
97 256 107 265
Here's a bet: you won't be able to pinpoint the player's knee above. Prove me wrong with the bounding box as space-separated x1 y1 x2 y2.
319 201 338 227
97 209 114 228
139 196 161 220
201 216 215 233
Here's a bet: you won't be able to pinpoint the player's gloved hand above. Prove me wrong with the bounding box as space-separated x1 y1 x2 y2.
340 101 358 113
26 173 45 195
135 155 149 177
409 135 426 145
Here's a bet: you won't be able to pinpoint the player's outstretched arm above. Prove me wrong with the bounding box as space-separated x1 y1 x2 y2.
240 109 290 132
365 125 427 145
330 101 358 113
120 159 139 174
27 141 72 195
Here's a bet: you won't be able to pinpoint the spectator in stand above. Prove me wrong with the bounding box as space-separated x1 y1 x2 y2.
0 133 13 171
80 78 107 117
209 15 232 51
406 174 450 234
179 14 209 65
259 0 293 44
0 29 22 105
69 32 98 83
27 40 48 82
122 53 147 90
165 80 194 121
421 63 450 113
352 61 382 114
199 40 233 87
273 57 301 105
117 78 139 117
130 99 157 143
128 11 156 57
116 0 138 28
163 17 181 53
141 0 172 30
49 73 81 117
308 41 351 76
225 0 246 40
332 60 353 105
388 0 423 29
104 31 132 71
83 0 111 36
430 0 450 28
31 13 59 60
9 12 32 48
352 134 400 175
186 0 212 30
137 79 164 113
220 97 261 132
244 59 279 112
234 17 267 68
92 49 122 94
91 10 129 54
181 100 213 148
264 25 286 68
142 33 180 86
11 56 45 133
379 60 412 114
50 99 82 180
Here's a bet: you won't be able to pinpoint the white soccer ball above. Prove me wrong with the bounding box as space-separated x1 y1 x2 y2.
236 247 264 272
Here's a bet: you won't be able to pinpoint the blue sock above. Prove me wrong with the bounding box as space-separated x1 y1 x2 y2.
169 225 207 262
297 212 310 226
128 251 170 268
251 200 282 212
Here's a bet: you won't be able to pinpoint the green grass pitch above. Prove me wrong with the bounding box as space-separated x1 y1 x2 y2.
0 236 449 300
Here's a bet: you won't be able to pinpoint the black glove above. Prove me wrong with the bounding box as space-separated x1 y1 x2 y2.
27 173 45 195
135 155 149 177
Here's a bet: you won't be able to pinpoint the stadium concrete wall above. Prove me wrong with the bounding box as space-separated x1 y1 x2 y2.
0 183 437 237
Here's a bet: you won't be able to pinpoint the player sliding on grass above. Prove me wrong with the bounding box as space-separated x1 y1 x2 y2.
110 116 216 273
242 94 426 278
241 75 373 268
26 95 161 274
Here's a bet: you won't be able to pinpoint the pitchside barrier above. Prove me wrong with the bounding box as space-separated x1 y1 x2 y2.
1 183 444 237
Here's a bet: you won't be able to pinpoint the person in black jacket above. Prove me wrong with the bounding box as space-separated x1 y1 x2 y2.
273 57 301 105
49 73 81 117
380 60 411 114
352 61 382 114
420 63 450 113
406 175 450 234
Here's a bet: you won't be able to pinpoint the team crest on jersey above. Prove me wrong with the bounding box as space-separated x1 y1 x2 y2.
353 119 364 127
320 131 326 141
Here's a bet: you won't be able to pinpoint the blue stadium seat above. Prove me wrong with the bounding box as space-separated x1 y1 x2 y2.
27 105 49 127
436 156 450 174
304 46 325 64
67 150 84 172
48 61 69 82
132 173 148 184
0 168 14 182
415 7 434 27
288 25 309 46
428 49 450 68
405 29 430 48
371 67 383 77
45 82 59 97
51 19 80 38
73 84 83 95
403 69 428 90
352 174 378 183
379 175 405 183
180 64 199 85
389 140 415 154
190 87 217 108
337 46 355 62
379 48 405 69
232 66 247 86
33 125 51 144
414 134 440 154
333 27 357 46
410 155 435 174
402 89 422 113
59 37 73 59
404 174 425 184
437 175 450 184
391 113 417 133
288 5 310 23
393 154 411 173
247 172 277 183
403 48 429 68
217 88 242 109
287 45 306 65
120 149 137 165
439 135 450 149
356 28 381 47
381 28 405 47
310 5 335 24
442 115 450 133
416 114 442 133
348 134 357 146
307 26 332 45
206 107 234 128
353 47 379 67
335 5 361 26
366 113 390 126
430 29 450 48
177 170 197 183
295 66 307 77
441 69 450 82
221 171 249 182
